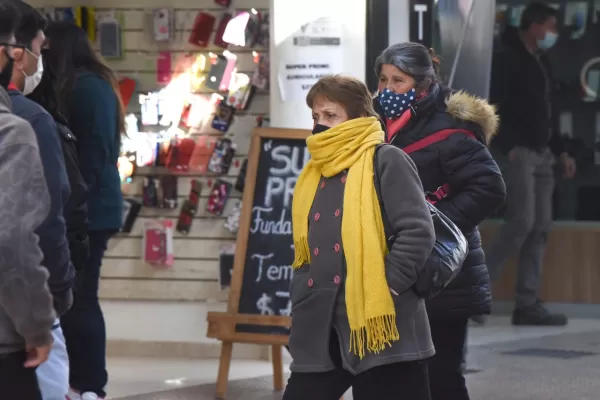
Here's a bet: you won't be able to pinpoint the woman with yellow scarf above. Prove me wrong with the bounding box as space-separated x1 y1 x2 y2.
283 75 436 400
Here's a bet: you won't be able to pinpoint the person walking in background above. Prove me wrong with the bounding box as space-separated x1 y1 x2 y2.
42 21 125 400
284 75 435 400
374 42 506 400
6 3 75 398
0 2 56 397
487 1 575 326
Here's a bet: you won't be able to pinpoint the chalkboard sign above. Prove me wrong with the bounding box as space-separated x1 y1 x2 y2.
206 128 311 399
236 136 309 334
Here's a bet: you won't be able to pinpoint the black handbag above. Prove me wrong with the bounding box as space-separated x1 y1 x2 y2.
373 144 468 299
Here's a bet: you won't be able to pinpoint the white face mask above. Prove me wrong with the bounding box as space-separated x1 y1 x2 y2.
23 53 43 95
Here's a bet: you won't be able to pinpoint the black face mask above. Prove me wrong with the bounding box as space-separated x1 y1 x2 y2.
312 124 330 135
0 49 14 90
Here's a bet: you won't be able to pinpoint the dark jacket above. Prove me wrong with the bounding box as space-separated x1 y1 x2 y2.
376 84 506 319
0 87 55 353
66 72 123 232
9 89 74 315
55 119 90 272
27 80 90 272
489 26 564 155
289 145 436 374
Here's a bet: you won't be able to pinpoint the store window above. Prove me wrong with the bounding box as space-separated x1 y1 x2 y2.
493 1 600 221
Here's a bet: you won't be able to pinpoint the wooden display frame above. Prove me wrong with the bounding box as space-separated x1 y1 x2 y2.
207 127 310 399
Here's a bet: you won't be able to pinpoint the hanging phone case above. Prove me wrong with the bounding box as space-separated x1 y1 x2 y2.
188 12 216 48
214 13 232 49
226 73 255 110
119 77 137 109
211 102 235 132
220 53 237 92
166 137 196 173
188 135 218 173
178 102 193 131
176 180 201 235
256 12 270 47
245 11 262 47
235 158 248 192
140 94 160 126
98 17 122 59
206 180 233 216
156 51 172 86
144 221 166 264
204 54 228 92
121 198 141 233
143 220 174 266
208 138 236 174
224 200 242 233
153 8 172 42
219 250 235 288
143 177 159 208
223 11 250 47
160 175 178 209
251 54 269 90
155 140 171 167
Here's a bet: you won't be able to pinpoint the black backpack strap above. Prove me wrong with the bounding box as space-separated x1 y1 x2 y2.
373 144 395 248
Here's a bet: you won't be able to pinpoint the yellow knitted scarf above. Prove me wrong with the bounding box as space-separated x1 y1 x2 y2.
291 116 399 359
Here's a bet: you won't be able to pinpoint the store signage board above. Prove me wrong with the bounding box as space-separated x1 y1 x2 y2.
277 16 344 101
207 127 310 399
409 0 433 48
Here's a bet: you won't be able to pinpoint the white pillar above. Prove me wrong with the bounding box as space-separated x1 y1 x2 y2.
269 0 367 129
388 0 410 45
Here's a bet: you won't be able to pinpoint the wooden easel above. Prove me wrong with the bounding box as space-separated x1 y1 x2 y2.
206 128 310 400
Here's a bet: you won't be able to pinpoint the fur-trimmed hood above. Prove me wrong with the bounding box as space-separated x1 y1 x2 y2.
445 90 499 144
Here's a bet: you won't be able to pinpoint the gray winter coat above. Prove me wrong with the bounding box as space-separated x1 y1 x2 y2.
288 144 436 374
0 87 55 354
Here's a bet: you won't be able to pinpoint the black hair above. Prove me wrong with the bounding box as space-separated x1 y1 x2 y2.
11 0 47 48
520 2 558 31
43 21 126 136
0 1 20 41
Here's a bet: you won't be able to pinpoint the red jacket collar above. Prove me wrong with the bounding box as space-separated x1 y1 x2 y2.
7 82 19 92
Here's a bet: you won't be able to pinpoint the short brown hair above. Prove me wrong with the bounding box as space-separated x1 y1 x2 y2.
306 75 377 119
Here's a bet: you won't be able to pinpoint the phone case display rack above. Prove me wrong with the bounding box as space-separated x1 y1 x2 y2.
109 1 270 270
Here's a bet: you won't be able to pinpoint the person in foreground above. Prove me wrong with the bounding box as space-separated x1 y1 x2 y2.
6 3 76 398
374 42 506 400
42 21 125 400
0 3 55 397
284 75 436 400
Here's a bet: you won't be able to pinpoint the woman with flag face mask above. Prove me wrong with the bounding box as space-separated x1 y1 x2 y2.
283 74 436 400
373 42 506 400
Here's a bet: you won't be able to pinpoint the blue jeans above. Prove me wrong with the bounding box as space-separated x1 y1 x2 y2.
61 231 114 398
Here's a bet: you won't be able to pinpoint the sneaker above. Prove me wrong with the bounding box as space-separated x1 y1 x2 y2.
66 389 81 400
512 301 568 326
81 393 104 400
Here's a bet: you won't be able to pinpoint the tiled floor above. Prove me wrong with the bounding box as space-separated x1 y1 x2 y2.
107 316 600 400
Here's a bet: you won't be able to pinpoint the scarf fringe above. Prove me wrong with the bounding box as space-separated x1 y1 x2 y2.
349 314 400 359
292 237 310 269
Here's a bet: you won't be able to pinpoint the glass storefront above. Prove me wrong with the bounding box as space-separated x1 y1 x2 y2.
433 0 600 221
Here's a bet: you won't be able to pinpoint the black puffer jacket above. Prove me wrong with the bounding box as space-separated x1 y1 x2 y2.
376 84 506 319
